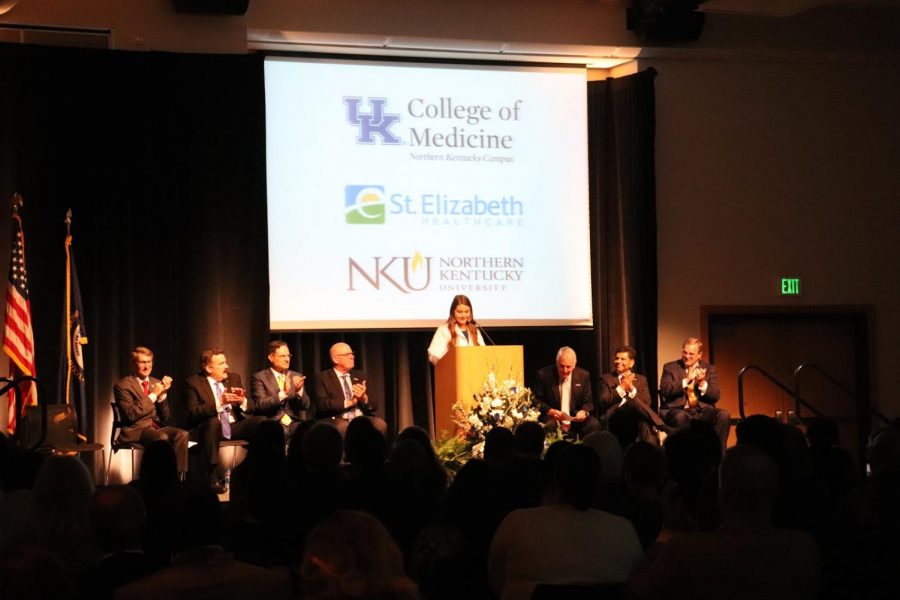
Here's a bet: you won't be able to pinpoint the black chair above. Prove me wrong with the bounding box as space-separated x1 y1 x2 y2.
220 439 249 471
108 401 144 483
6 375 107 483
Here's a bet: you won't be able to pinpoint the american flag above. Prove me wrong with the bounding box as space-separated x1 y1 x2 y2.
3 203 37 433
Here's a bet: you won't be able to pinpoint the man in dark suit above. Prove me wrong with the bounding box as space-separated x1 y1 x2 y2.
659 337 730 449
113 346 188 476
313 342 387 437
532 346 599 438
181 348 265 493
599 345 669 445
250 340 312 443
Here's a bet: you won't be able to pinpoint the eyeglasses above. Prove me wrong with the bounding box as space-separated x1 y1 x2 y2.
336 352 355 357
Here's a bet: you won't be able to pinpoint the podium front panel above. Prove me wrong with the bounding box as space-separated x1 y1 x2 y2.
433 345 524 436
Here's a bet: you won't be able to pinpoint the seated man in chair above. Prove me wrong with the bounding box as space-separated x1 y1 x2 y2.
181 348 265 493
113 346 188 478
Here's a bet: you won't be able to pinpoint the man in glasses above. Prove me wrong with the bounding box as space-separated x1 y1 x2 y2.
312 342 386 437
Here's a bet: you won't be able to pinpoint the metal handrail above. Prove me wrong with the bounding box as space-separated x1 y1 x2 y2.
737 364 823 420
793 362 889 425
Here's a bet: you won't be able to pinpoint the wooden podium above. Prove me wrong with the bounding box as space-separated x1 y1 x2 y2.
434 345 524 436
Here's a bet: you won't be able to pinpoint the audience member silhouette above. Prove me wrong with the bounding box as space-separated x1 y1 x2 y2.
227 419 297 567
483 426 515 466
79 485 155 599
116 482 292 599
661 419 722 530
128 439 180 569
622 441 667 549
300 509 419 600
410 458 496 599
627 444 820 600
489 444 642 599
22 455 99 573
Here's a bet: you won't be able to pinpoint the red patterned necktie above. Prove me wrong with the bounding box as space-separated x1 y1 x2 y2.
142 380 150 396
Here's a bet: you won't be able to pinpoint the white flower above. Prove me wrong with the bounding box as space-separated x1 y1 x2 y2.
468 415 483 428
491 398 504 409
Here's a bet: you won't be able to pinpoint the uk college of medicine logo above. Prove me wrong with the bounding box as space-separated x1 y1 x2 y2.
343 97 401 145
345 185 386 224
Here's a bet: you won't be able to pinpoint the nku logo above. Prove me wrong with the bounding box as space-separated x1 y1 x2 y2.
343 97 401 145
345 185 386 224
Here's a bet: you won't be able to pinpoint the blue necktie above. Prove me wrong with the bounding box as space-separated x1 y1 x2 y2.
216 382 231 439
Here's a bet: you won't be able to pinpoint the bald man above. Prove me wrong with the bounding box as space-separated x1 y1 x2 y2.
312 342 387 437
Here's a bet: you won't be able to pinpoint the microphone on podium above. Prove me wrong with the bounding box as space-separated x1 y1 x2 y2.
472 321 496 346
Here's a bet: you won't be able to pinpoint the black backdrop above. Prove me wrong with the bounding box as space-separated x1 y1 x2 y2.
0 43 657 453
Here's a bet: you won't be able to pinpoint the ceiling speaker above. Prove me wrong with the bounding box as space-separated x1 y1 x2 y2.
627 0 706 43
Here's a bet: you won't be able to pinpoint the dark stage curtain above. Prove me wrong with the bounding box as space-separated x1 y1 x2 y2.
0 44 657 467
588 70 659 393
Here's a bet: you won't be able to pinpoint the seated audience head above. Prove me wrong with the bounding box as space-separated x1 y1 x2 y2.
608 408 641 451
346 416 385 467
30 455 95 537
0 542 76 598
396 425 437 461
90 484 146 553
484 426 515 464
1 448 44 494
735 414 783 461
718 444 779 520
866 423 900 475
250 419 287 461
553 444 603 510
301 509 418 600
582 431 624 480
302 421 345 474
806 416 840 449
869 463 900 527
387 438 428 481
623 441 667 491
170 483 223 552
514 421 545 458
137 439 179 494
663 420 722 514
543 439 573 489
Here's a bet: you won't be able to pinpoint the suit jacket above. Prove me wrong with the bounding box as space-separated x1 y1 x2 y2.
598 372 654 415
313 368 378 419
180 372 250 430
250 368 312 421
113 375 171 443
658 359 721 410
532 365 594 416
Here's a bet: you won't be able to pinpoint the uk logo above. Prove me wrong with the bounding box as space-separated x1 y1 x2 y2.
344 97 401 145
345 185 386 224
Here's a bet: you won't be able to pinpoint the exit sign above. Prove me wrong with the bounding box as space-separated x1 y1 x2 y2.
780 277 801 296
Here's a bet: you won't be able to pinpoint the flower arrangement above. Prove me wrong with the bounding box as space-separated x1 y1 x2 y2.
449 372 541 459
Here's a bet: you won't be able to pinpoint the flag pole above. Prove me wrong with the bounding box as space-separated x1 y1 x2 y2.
65 210 72 405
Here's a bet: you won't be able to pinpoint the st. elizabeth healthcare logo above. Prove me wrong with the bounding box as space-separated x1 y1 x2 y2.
345 185 386 224
344 97 401 145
